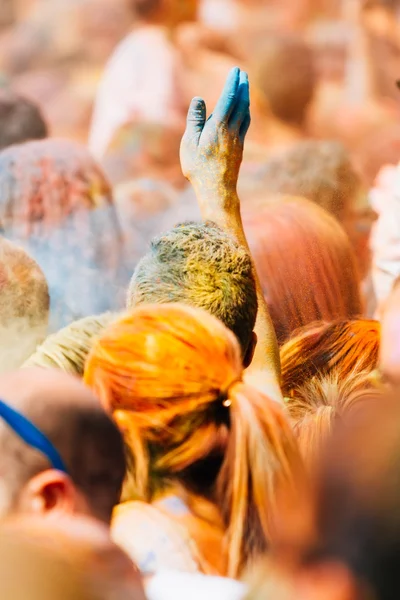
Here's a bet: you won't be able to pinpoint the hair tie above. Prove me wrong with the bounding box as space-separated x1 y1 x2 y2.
216 378 242 411
0 399 67 473
211 379 242 425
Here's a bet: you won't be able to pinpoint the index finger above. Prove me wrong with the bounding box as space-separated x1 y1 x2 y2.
212 67 241 124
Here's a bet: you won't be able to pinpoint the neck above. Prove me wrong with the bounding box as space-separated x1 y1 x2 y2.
156 486 224 531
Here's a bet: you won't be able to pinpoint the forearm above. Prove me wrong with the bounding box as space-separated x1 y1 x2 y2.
196 186 282 402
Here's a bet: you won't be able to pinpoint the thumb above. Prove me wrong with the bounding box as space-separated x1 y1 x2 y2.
185 97 206 144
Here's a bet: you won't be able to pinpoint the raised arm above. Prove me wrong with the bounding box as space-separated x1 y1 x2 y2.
180 67 282 403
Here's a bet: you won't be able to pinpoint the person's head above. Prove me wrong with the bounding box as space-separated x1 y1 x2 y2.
0 529 96 600
127 221 258 364
0 237 49 371
243 196 362 345
24 312 117 376
1 515 146 600
84 303 304 577
281 319 380 398
259 141 375 277
0 368 125 524
282 393 400 600
363 0 400 35
103 121 184 187
130 0 197 26
0 138 114 237
285 371 380 469
254 34 315 128
0 89 47 151
0 139 126 329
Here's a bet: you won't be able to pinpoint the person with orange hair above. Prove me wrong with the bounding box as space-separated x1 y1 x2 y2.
280 319 380 398
84 303 304 578
285 370 381 470
243 195 363 345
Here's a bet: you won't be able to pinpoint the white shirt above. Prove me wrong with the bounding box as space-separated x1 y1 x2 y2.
370 164 400 317
146 570 247 600
89 26 184 159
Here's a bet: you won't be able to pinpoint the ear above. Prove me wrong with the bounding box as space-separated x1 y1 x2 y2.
16 470 89 519
243 331 257 368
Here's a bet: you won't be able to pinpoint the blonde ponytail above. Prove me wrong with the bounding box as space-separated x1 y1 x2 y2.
217 382 303 578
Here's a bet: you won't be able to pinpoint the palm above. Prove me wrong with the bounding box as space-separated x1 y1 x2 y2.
180 68 251 195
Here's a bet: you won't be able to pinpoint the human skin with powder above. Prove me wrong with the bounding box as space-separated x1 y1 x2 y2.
180 67 282 403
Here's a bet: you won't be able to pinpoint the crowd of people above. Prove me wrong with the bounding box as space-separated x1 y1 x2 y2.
0 0 400 599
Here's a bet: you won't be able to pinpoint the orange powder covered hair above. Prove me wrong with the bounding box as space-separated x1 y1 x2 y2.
281 319 380 397
84 303 303 577
286 370 382 470
243 196 362 344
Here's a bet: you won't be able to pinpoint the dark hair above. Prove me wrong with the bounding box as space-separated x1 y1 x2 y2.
255 35 315 126
130 0 162 18
363 0 400 10
0 89 47 150
127 222 258 358
259 141 361 221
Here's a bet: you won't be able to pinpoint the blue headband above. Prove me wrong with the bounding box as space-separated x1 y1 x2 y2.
0 399 67 473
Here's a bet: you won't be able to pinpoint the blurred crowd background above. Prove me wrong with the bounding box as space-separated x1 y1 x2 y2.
1 0 399 183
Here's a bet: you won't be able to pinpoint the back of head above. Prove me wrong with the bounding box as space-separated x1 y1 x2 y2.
0 138 114 236
130 0 163 19
0 530 94 600
0 237 49 370
0 368 125 523
84 303 304 577
254 35 315 127
0 139 126 329
127 222 258 358
130 0 197 24
2 515 146 600
23 312 117 376
285 370 380 469
259 141 362 221
243 196 362 344
0 89 47 151
281 319 380 397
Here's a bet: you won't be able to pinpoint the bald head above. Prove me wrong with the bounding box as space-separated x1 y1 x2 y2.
0 369 125 523
0 368 99 410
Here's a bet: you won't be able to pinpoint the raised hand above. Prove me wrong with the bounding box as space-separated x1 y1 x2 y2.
181 67 281 402
180 67 250 213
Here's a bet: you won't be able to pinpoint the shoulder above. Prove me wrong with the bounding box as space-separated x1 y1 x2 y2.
112 501 200 575
146 571 247 600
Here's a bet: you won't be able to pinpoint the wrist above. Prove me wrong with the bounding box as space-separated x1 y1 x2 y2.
192 181 239 213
